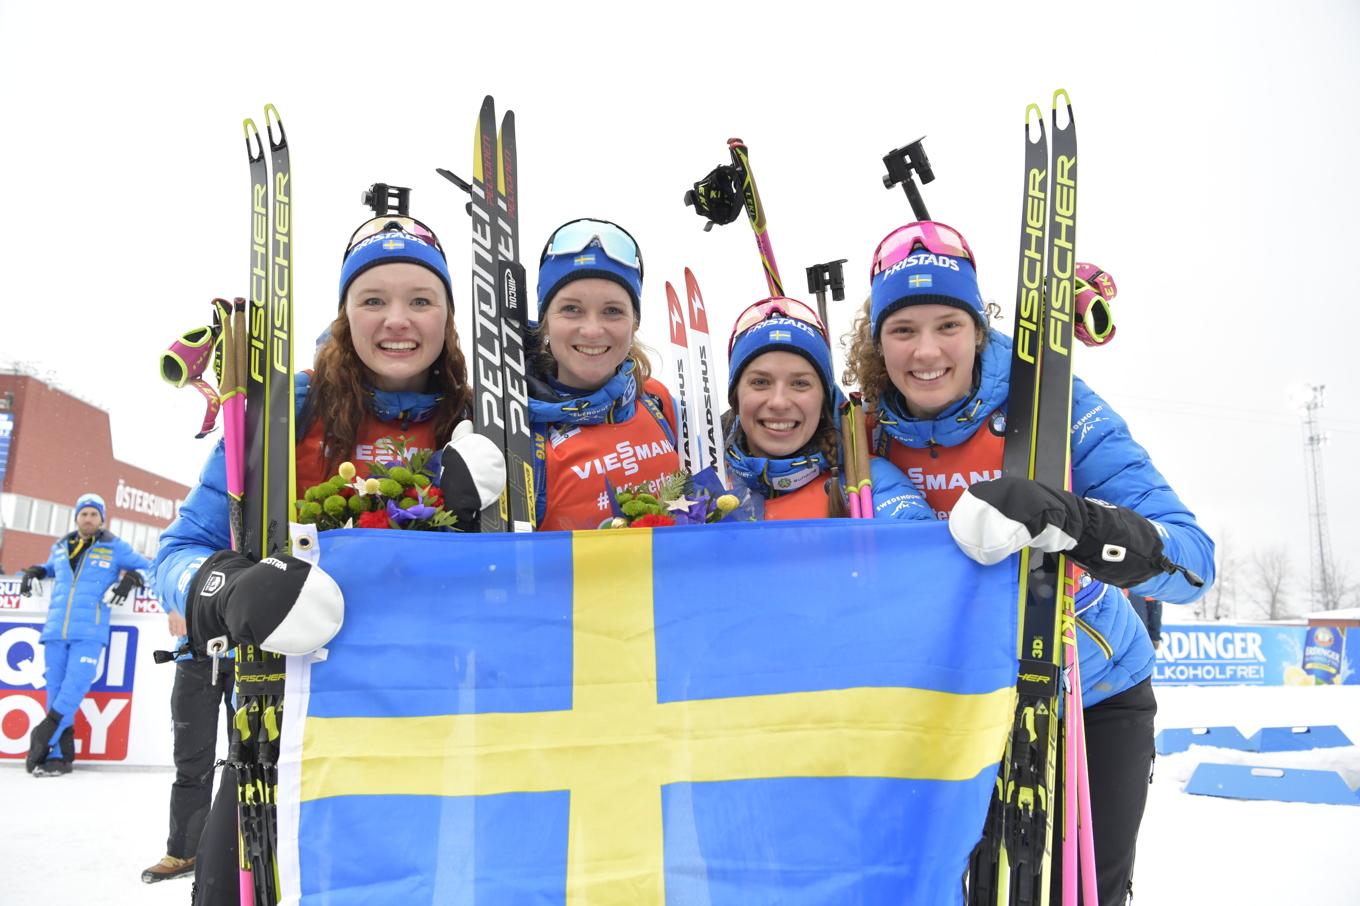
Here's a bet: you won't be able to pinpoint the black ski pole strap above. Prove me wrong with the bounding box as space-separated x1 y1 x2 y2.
685 163 744 228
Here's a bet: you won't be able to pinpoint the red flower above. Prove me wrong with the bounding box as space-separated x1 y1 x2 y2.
403 487 420 499
357 510 390 529
338 487 357 499
631 514 676 528
425 491 443 508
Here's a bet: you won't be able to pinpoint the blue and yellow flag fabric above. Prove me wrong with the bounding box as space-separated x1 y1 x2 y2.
275 519 1019 905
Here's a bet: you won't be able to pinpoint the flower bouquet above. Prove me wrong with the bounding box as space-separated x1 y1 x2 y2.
294 439 460 532
598 466 761 529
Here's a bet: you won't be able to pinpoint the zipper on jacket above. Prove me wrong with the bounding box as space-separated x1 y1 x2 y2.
61 550 89 639
1075 615 1114 660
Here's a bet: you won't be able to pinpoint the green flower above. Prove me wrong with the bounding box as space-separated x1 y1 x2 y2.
413 474 431 489
323 494 349 519
388 466 413 485
347 495 367 516
378 478 403 498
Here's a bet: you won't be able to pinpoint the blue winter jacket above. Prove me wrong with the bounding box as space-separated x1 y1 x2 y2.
39 530 150 645
875 330 1216 707
152 374 444 617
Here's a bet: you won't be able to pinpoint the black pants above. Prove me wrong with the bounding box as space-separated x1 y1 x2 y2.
1052 677 1157 906
167 656 233 859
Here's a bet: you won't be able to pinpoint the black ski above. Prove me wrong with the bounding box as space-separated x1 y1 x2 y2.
969 90 1078 906
468 95 508 533
496 109 534 531
232 103 294 906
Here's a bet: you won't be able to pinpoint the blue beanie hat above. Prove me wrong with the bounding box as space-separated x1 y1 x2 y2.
537 239 643 320
74 492 106 523
728 315 838 407
870 248 985 338
338 230 453 310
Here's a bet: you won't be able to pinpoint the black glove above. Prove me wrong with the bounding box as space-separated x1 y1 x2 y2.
949 475 1192 588
103 571 144 606
19 566 46 597
186 551 344 657
439 420 508 531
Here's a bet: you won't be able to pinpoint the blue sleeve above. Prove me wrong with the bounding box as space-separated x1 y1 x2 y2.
41 545 59 578
869 457 935 521
114 539 153 580
152 441 231 616
1069 377 1216 605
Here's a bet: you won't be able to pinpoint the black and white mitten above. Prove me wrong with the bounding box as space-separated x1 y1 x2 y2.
949 475 1181 588
186 550 344 656
439 420 508 531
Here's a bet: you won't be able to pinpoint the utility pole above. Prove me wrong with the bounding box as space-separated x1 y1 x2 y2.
1302 385 1337 610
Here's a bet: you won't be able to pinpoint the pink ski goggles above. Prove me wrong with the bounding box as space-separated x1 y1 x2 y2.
727 297 828 355
345 216 444 255
870 221 976 278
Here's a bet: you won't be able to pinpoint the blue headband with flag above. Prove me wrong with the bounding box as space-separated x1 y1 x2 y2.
537 239 644 320
727 315 838 407
870 250 985 338
339 231 454 310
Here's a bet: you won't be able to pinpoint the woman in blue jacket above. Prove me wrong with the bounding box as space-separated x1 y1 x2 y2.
153 205 504 906
19 492 149 776
844 221 1215 906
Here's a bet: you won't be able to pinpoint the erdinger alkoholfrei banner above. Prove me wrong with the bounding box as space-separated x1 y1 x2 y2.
1154 623 1359 686
275 520 1019 905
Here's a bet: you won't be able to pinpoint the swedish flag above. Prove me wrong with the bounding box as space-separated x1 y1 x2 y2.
276 520 1018 905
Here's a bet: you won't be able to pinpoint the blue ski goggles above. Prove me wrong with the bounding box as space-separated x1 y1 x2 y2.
540 218 644 279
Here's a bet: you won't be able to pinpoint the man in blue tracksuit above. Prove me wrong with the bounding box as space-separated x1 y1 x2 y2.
19 492 150 776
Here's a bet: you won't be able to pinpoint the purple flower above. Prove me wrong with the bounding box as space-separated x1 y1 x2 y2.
385 500 435 525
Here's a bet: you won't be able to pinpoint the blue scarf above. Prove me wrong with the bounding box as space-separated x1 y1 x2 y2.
367 386 441 426
875 329 1012 450
725 433 829 498
528 359 640 427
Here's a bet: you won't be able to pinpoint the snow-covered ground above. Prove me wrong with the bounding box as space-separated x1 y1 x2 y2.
2 684 1357 905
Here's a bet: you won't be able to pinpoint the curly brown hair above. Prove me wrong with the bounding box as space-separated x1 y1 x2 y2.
842 296 889 413
307 307 472 477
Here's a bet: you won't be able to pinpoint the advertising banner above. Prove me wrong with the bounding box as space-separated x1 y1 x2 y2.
1154 623 1358 686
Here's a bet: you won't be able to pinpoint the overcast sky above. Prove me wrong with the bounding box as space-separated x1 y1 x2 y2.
2 0 1356 611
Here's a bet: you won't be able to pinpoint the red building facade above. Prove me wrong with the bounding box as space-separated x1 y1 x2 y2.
0 372 190 572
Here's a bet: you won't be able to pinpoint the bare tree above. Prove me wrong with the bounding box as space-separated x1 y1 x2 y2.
1328 561 1355 611
1249 547 1293 620
1195 531 1238 620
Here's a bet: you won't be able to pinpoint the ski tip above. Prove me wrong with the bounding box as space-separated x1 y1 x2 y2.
1052 88 1071 110
263 104 286 148
243 118 265 160
1024 104 1044 142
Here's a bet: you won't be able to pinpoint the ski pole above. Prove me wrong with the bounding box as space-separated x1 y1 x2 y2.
881 137 934 221
683 138 784 297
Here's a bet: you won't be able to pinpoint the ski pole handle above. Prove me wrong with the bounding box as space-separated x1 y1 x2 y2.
727 138 783 296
